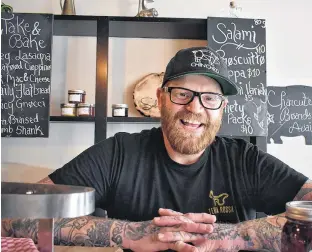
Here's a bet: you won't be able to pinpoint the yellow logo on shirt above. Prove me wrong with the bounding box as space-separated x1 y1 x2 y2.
207 190 234 215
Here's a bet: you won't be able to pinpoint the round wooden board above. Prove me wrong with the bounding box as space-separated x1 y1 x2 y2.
133 72 164 117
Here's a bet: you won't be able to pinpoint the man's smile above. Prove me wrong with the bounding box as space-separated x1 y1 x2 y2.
180 119 204 130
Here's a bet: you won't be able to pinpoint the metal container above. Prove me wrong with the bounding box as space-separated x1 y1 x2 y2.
1 182 95 252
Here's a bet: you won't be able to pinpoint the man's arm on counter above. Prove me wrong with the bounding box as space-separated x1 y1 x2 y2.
1 177 216 251
157 179 312 252
233 179 312 251
1 177 128 247
1 215 129 247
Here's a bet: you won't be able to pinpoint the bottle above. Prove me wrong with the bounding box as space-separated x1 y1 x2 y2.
281 201 312 252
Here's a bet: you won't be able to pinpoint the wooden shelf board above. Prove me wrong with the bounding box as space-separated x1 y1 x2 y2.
50 116 95 122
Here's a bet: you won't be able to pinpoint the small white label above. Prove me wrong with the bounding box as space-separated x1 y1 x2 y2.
69 94 81 102
78 107 90 116
113 108 125 117
61 108 75 116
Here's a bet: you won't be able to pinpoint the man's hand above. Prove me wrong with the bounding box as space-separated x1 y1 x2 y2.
156 208 286 252
157 208 216 223
127 210 216 252
154 208 216 241
129 208 216 252
154 208 236 252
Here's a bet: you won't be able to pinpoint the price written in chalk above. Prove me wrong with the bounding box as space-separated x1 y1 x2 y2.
224 100 253 134
208 16 267 136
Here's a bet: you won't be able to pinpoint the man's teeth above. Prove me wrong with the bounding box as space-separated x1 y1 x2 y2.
183 119 201 124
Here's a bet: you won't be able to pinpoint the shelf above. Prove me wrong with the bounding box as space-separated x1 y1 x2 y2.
107 117 160 123
54 15 99 21
53 15 100 37
109 17 207 39
50 116 95 122
50 116 159 123
52 15 207 39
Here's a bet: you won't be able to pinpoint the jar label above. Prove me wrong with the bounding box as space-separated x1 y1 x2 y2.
78 107 90 116
113 108 126 117
69 94 81 102
61 108 75 116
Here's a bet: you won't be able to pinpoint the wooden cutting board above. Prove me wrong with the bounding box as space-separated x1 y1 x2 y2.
133 72 164 118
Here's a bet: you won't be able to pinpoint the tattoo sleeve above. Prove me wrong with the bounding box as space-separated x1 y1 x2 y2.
1 217 159 249
293 179 312 201
204 180 312 252
202 214 286 251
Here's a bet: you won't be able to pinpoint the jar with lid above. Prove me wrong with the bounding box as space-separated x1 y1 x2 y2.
77 103 91 117
281 201 312 252
68 89 86 104
61 103 76 117
112 104 128 117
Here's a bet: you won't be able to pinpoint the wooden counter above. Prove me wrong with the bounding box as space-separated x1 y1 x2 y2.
55 246 123 252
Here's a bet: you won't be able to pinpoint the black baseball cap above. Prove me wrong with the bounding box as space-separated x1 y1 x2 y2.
162 46 238 96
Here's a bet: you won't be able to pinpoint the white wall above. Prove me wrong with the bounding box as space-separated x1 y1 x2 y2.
1 0 312 179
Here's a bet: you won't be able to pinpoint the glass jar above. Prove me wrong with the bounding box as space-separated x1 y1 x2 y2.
112 104 128 117
61 103 76 117
68 89 86 104
77 103 91 117
281 201 312 252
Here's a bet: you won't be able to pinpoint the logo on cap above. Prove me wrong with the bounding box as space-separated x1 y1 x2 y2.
191 49 220 74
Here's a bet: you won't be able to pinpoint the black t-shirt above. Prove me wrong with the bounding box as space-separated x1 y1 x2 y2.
49 127 308 223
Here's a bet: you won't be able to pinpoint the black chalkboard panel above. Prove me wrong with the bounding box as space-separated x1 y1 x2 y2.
1 12 53 137
267 85 312 145
207 16 267 136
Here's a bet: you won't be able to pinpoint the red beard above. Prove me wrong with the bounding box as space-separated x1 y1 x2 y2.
160 104 222 155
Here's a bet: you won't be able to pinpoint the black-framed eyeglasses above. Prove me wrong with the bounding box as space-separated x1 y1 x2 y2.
162 87 225 110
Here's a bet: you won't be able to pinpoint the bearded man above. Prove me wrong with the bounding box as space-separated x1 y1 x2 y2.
2 47 311 252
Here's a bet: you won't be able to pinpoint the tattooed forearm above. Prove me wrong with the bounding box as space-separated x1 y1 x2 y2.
1 217 161 249
203 214 287 252
1 218 38 242
111 221 126 246
124 220 159 241
213 245 241 252
237 214 286 252
207 223 240 240
293 180 312 201
2 217 128 248
203 181 312 252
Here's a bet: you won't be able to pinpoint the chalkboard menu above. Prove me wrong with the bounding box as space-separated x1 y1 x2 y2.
207 17 267 136
267 85 312 145
1 13 53 137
